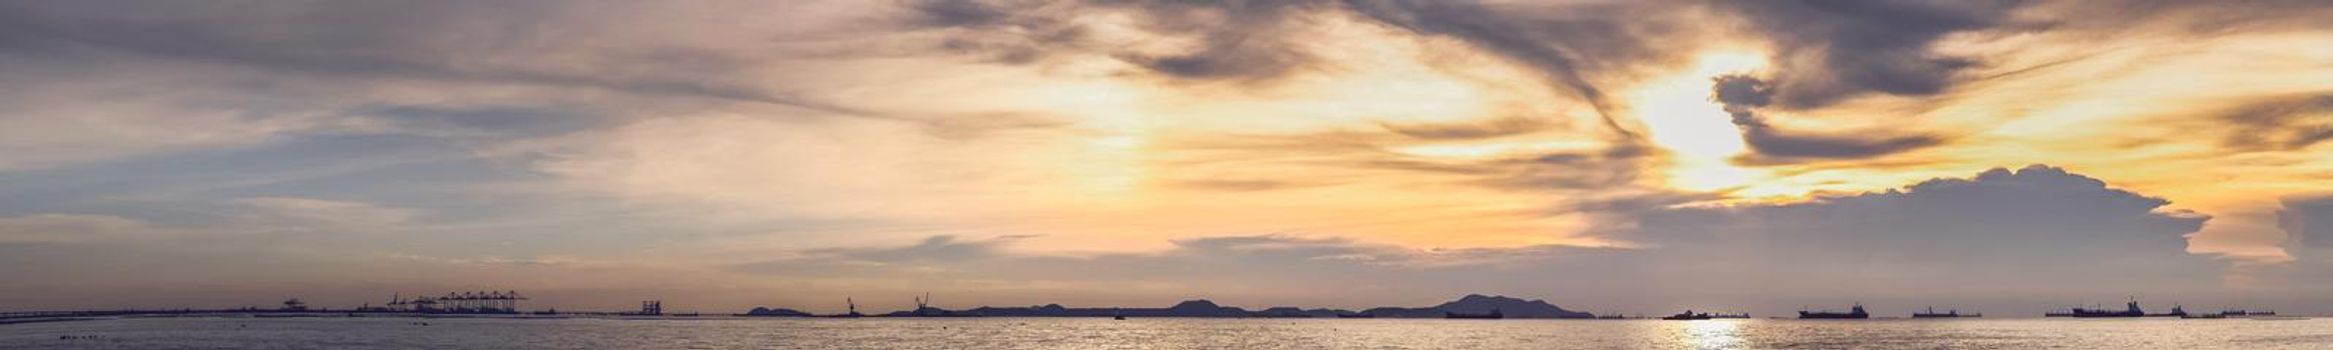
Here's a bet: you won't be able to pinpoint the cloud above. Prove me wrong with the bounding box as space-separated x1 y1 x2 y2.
0 214 153 244
0 60 391 171
1622 165 2216 293
1713 0 2026 109
902 0 1333 81
0 2 843 111
902 0 1690 140
812 235 1027 263
235 197 417 228
0 0 2326 314
1170 179 1309 192
511 113 1093 227
726 165 2224 312
386 253 574 266
2220 94 2333 151
1378 117 1555 140
2282 196 2333 259
1341 0 1678 139
2240 194 2333 301
905 0 1013 28
0 1 898 172
731 233 1612 294
1710 74 1944 161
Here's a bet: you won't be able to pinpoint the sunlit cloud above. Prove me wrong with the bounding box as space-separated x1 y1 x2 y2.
1 0 2329 313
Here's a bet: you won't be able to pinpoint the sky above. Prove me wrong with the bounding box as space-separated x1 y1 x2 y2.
1 0 2330 316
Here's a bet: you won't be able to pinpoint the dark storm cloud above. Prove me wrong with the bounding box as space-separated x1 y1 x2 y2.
2220 94 2333 151
1714 0 2029 109
1710 75 1943 161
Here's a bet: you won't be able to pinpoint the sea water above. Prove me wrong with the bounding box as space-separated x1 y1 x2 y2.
5 316 2330 349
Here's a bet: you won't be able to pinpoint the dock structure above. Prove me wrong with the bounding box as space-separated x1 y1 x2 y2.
626 300 664 316
374 290 528 314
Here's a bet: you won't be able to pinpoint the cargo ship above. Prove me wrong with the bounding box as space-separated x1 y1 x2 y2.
2220 309 2277 317
1799 303 1870 319
1661 310 1711 320
1911 307 1979 318
2048 299 2144 318
2150 305 2188 317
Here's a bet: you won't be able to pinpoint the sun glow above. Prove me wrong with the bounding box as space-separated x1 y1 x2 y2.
1628 51 1770 191
1673 319 1746 349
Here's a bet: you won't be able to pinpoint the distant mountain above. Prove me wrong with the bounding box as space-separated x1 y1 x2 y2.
1358 294 1595 319
738 307 812 317
772 294 1593 319
957 299 1252 317
1252 307 1349 318
1162 300 1250 317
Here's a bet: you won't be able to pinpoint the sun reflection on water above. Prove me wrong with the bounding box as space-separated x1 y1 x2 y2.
1675 319 1745 350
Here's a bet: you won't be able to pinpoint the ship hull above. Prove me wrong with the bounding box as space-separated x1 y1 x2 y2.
2066 313 2143 318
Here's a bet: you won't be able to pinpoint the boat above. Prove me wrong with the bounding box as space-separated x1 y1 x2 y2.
2221 309 2277 318
1911 307 1980 318
2058 299 2146 318
251 313 325 318
2182 313 2227 319
1799 303 1870 319
1112 315 1126 320
1444 309 1503 319
1661 310 1711 320
2148 305 2188 317
1710 313 1751 319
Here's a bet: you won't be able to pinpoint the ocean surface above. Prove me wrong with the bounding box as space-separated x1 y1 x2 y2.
5 316 2330 349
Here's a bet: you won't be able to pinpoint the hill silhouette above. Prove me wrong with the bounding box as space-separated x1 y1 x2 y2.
781 294 1593 318
1357 294 1594 318
737 307 812 317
